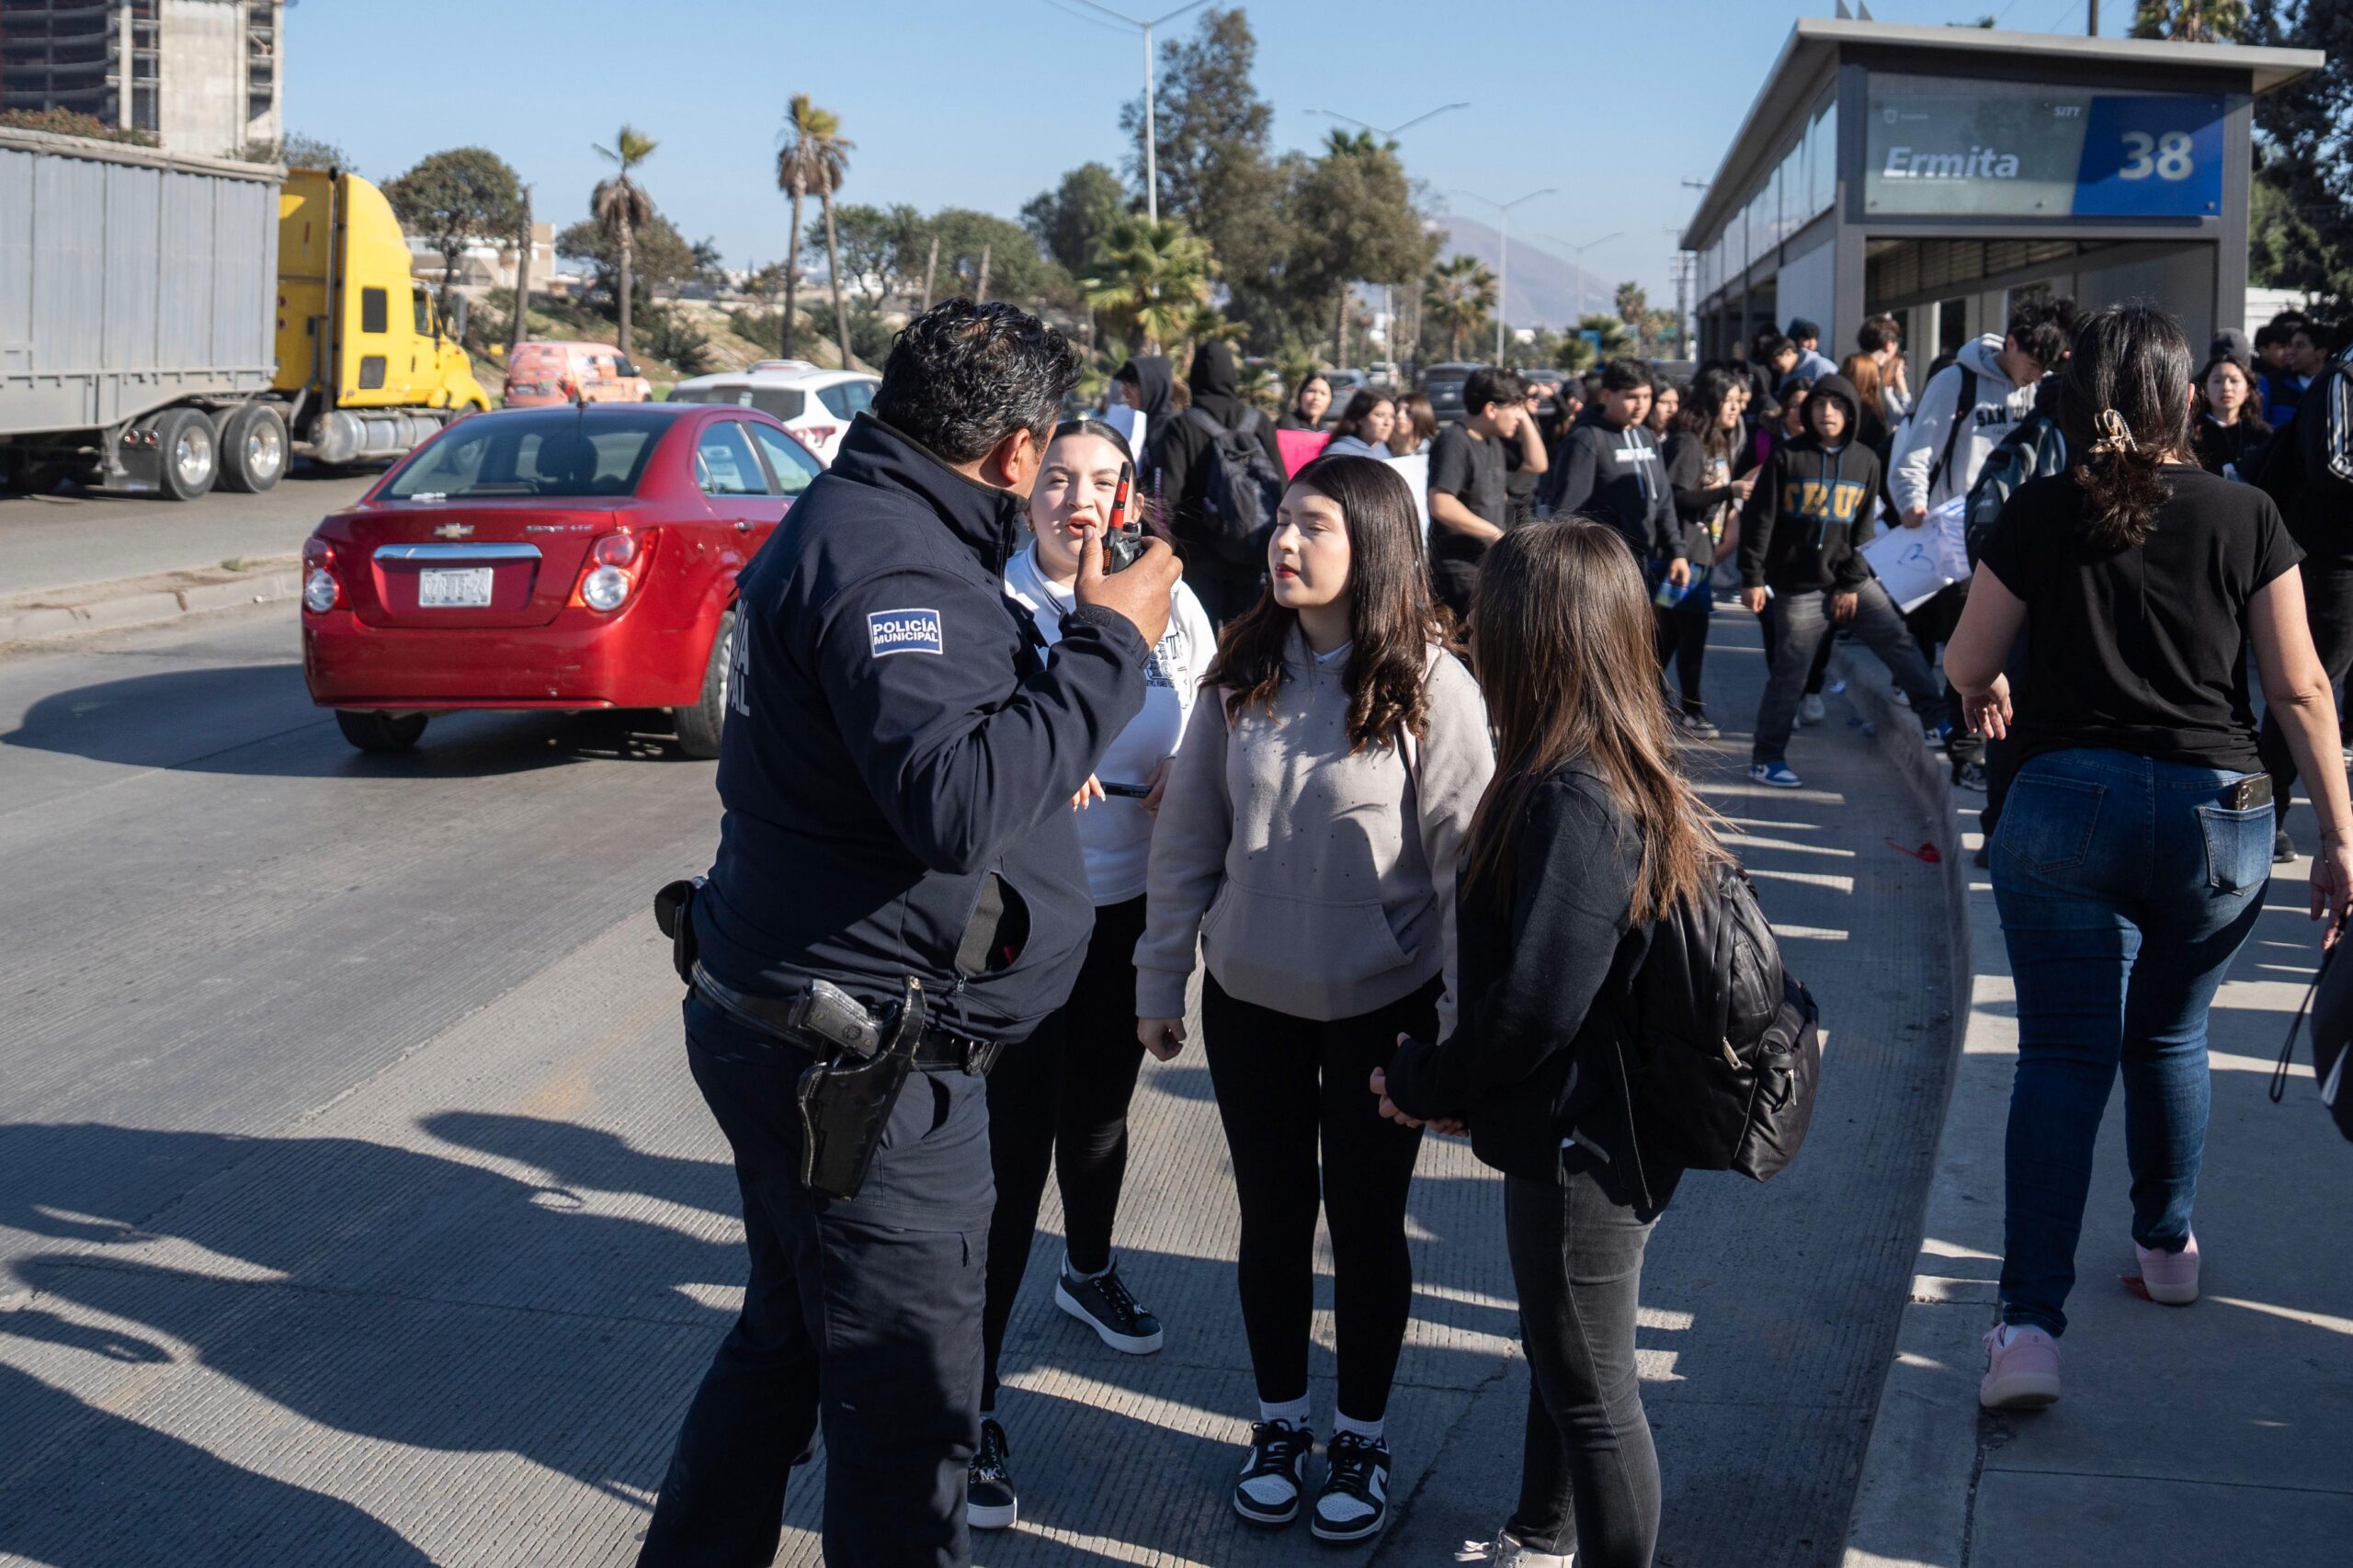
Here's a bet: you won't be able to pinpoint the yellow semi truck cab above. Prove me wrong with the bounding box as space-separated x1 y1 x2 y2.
275 167 488 464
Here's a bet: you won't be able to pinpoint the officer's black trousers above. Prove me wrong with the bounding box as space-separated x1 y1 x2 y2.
2261 554 2353 828
981 895 1153 1410
640 995 993 1568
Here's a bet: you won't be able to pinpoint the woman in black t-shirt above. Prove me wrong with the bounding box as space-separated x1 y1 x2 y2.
1944 305 2353 1415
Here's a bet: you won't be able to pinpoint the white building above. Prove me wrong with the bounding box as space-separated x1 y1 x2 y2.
0 0 283 158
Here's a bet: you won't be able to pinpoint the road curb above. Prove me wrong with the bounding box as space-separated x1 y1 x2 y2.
1832 653 1984 1568
0 562 300 648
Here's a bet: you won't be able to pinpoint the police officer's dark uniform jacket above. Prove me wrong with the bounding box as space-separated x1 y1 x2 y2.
640 411 1148 1568
696 411 1150 1047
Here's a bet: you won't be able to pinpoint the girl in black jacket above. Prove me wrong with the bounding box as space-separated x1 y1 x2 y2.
1657 369 1756 738
1379 520 1730 1568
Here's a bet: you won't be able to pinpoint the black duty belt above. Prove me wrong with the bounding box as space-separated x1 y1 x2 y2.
690 963 1004 1075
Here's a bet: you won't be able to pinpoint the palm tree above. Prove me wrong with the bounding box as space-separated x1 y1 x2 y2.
777 96 855 365
591 126 655 357
1423 256 1496 362
1080 218 1215 356
1615 281 1650 355
2130 0 2245 42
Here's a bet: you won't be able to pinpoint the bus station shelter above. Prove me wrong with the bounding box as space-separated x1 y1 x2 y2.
1682 18 2325 366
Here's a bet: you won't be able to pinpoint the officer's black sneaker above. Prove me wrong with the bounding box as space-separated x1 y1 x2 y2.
968 1417 1017 1531
1053 1263 1164 1354
1232 1420 1313 1528
1311 1430 1392 1543
1952 760 1988 794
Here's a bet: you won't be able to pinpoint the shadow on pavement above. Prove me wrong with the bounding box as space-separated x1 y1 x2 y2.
4 663 704 778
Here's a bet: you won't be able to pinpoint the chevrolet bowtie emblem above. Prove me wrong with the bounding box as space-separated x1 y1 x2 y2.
434 523 473 540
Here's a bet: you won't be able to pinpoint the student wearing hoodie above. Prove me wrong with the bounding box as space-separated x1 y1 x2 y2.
1110 354 1176 473
1152 340 1290 626
1542 358 1686 583
1887 299 2074 787
1739 372 1949 789
1137 454 1493 1545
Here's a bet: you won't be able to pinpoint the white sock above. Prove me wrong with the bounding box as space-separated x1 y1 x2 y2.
1063 1251 1111 1282
1258 1395 1311 1429
1332 1412 1385 1443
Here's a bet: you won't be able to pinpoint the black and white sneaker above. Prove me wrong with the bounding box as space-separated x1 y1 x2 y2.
1053 1264 1164 1354
1310 1431 1392 1543
1232 1420 1313 1528
967 1417 1017 1531
1952 760 1988 793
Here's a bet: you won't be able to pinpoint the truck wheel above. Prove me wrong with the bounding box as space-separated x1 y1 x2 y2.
217 404 287 494
335 710 427 753
153 409 219 501
672 608 733 759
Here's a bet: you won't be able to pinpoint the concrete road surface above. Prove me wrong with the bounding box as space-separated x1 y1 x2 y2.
0 601 1959 1566
0 469 377 597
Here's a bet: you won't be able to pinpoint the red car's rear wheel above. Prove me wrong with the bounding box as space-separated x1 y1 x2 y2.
672 608 732 759
335 710 427 753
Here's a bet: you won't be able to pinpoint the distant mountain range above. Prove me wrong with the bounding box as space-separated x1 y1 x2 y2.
1428 214 1616 328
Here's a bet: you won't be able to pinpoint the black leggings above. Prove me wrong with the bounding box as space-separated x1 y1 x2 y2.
1503 1165 1662 1568
1653 599 1712 714
981 896 1151 1409
1201 971 1438 1422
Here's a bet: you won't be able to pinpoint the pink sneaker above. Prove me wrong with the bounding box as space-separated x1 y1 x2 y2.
2135 1232 2200 1305
1979 1324 2061 1410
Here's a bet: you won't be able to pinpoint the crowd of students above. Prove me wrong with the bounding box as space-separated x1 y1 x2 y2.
954 301 2353 1564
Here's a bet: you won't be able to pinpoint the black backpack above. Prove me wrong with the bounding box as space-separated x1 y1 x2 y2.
1626 859 1822 1181
1184 405 1288 562
1962 402 2068 565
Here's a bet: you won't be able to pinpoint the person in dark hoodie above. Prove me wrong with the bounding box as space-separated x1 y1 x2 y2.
1150 339 1289 627
1738 371 1949 790
1542 358 1685 584
1112 355 1176 471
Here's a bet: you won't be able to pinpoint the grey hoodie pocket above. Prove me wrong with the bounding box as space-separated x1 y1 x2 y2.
1205 882 1419 1016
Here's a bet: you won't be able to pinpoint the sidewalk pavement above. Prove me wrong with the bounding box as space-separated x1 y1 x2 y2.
1841 676 2353 1567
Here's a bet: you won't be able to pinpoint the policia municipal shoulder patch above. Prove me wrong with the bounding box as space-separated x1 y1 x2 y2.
868 608 945 657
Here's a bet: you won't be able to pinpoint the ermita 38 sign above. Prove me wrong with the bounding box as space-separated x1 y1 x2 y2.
1866 73 2223 219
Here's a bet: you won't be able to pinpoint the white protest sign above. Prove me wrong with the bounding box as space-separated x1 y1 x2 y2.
1859 495 1971 613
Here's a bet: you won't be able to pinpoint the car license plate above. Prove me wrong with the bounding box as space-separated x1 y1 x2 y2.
418 567 494 608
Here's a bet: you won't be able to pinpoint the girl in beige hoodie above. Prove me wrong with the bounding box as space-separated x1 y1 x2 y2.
1135 454 1494 1543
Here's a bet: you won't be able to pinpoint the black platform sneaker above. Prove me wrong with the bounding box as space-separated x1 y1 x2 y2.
1053 1263 1165 1354
967 1417 1017 1531
1232 1420 1314 1528
1310 1431 1392 1543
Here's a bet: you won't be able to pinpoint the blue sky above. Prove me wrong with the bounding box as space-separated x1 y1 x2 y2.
285 0 2126 300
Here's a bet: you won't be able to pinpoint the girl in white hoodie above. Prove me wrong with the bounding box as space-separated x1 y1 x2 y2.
1136 453 1494 1544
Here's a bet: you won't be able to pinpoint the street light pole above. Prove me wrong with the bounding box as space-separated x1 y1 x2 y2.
1456 187 1556 362
1061 0 1212 227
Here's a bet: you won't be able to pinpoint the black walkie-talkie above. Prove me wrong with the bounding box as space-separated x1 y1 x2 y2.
1103 462 1143 573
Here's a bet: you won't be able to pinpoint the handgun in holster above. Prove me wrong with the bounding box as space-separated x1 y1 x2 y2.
793 974 926 1201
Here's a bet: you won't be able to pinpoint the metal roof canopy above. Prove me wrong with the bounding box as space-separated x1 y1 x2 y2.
1679 17 2325 253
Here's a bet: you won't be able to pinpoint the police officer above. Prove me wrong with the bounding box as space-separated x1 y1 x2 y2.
637 299 1181 1568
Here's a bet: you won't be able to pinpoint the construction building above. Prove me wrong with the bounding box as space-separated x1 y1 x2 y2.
0 0 283 158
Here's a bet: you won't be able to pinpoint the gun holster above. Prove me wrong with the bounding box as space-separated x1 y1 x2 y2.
654 877 704 983
795 975 926 1201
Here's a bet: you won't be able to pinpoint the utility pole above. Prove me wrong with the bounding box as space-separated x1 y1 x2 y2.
1062 0 1212 226
508 184 533 361
2087 1 2099 36
920 233 939 312
1456 187 1557 362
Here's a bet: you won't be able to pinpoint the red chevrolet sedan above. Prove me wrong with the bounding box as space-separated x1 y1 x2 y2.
301 403 820 756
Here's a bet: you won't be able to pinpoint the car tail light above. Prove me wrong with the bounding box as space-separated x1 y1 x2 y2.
572 528 650 613
301 538 341 613
800 423 839 449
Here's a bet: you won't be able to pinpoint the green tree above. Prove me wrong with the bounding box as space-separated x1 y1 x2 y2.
590 125 656 356
832 203 933 303
1579 312 1635 358
236 130 349 169
383 147 524 309
776 95 854 359
1122 8 1296 349
2247 0 2353 298
556 208 699 322
1083 218 1215 355
1022 163 1129 278
1423 256 1496 361
2131 0 2248 40
930 208 1069 307
1289 132 1439 365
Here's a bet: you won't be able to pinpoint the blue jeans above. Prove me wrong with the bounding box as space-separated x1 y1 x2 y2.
1990 748 2273 1335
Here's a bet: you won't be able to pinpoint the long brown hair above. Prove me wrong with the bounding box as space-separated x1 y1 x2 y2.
1388 392 1437 456
2061 302 2191 551
1464 521 1726 920
1330 388 1395 445
1838 351 1885 416
1203 453 1444 753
